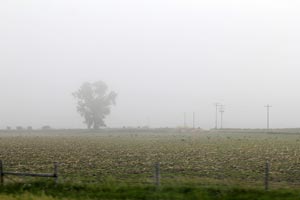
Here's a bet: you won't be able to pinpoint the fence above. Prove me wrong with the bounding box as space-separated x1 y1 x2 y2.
0 160 283 191
0 160 58 185
153 161 272 190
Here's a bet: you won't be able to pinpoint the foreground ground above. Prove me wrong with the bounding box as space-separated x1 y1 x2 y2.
1 129 300 199
0 181 300 200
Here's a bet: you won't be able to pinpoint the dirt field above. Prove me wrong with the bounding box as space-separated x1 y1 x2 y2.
1 129 300 188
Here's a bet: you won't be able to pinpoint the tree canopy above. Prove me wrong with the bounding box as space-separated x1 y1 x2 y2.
73 81 117 129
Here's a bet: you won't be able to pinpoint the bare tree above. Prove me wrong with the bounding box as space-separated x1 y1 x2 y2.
73 81 117 129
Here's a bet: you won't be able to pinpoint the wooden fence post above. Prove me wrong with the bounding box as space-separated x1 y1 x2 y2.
154 162 160 187
265 161 269 191
0 160 3 185
54 162 58 184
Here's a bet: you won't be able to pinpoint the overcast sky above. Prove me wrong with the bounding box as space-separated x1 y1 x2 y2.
0 0 300 129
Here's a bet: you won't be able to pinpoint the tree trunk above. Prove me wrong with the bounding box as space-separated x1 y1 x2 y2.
93 124 99 130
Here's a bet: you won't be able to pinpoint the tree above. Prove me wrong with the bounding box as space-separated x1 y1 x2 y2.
73 81 117 129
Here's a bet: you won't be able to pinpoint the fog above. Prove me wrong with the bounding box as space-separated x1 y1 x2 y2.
0 0 300 129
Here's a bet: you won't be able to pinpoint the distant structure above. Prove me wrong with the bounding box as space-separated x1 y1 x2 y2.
42 125 52 130
264 104 272 129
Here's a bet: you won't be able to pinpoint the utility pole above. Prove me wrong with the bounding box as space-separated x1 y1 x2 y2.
193 112 195 129
264 104 272 129
219 105 225 129
184 112 187 128
214 103 220 129
147 117 151 128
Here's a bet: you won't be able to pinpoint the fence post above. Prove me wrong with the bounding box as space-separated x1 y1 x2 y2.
154 162 160 187
265 161 269 191
0 160 3 185
54 162 58 184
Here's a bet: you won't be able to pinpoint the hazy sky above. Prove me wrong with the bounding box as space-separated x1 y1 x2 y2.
1 0 300 129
